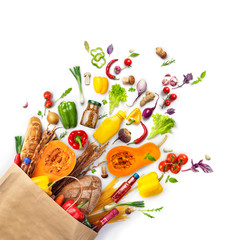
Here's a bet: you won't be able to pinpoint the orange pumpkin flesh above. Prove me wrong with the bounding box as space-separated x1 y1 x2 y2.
32 140 76 182
106 142 161 177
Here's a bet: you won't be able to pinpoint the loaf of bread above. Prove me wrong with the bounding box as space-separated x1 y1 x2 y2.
58 175 102 215
20 117 42 162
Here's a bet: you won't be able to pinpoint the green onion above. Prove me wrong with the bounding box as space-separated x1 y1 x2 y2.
104 201 145 211
15 136 23 154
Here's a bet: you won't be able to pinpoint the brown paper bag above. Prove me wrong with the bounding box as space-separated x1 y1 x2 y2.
0 164 97 240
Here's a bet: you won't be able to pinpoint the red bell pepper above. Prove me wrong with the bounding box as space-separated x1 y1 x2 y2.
68 130 88 150
62 199 89 221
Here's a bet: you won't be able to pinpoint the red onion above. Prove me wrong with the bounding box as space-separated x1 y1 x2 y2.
162 78 169 86
142 93 159 118
114 66 121 74
170 76 178 86
127 79 147 107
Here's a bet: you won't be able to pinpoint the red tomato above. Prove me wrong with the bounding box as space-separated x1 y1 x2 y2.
44 91 52 100
170 163 181 174
166 153 177 163
177 154 188 165
164 99 171 106
124 58 132 66
170 94 177 101
163 87 170 94
45 100 53 108
158 161 171 172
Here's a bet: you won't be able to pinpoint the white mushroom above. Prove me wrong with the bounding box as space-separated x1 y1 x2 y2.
84 72 91 85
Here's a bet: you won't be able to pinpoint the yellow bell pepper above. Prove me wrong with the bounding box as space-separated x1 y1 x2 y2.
93 76 109 94
137 172 163 198
31 176 52 196
126 108 141 125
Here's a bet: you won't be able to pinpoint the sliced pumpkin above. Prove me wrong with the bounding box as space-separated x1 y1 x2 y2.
106 142 161 177
32 140 76 182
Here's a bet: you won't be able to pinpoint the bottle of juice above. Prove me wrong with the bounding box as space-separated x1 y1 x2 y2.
93 110 126 145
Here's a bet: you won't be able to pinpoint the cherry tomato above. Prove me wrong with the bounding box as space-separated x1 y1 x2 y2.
166 153 177 163
124 58 132 66
158 161 171 172
170 94 177 101
170 163 181 174
45 99 53 108
177 154 188 165
163 87 170 94
164 99 171 106
43 91 52 100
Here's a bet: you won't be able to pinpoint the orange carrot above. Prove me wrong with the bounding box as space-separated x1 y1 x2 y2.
55 194 65 206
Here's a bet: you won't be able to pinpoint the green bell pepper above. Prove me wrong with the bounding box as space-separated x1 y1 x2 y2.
58 101 77 129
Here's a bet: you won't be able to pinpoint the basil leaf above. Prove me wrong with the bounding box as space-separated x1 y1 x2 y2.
169 177 178 183
107 44 113 56
130 53 140 57
144 153 150 159
200 71 206 79
165 175 170 183
148 155 156 161
84 41 90 52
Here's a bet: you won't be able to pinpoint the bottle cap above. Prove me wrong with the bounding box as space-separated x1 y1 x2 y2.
23 157 31 164
133 173 140 179
117 110 126 119
88 100 101 106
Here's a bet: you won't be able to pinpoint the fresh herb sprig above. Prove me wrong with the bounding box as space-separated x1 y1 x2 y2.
192 71 206 85
128 87 136 92
98 114 108 120
161 58 176 67
139 207 164 218
60 131 68 139
165 175 178 183
55 88 72 103
129 53 140 57
102 99 108 105
37 110 43 118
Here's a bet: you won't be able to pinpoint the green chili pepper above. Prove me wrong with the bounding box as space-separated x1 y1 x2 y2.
58 101 78 129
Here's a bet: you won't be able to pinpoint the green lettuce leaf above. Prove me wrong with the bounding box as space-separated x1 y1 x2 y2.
147 113 175 139
109 84 127 113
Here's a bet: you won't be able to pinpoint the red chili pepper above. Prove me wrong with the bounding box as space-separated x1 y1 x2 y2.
127 121 148 145
68 130 88 150
106 59 119 80
14 153 21 166
62 199 89 221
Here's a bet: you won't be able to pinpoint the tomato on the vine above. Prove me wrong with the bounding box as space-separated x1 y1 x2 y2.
177 154 188 165
170 163 181 174
166 153 177 163
163 87 170 94
43 91 52 100
124 58 132 66
169 94 177 101
45 99 53 108
158 161 171 172
164 99 171 106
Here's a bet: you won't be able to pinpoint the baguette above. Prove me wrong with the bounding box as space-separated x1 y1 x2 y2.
20 117 42 162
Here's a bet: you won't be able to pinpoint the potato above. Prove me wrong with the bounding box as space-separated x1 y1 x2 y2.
58 175 102 215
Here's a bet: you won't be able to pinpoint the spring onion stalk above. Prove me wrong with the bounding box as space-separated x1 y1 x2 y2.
69 66 85 104
104 201 145 211
15 136 23 154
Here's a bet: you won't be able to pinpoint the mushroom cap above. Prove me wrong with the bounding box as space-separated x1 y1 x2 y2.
84 72 91 77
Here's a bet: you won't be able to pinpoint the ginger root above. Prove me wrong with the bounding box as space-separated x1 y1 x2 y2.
140 91 155 107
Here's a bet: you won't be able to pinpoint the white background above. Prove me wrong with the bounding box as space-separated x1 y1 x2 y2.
0 1 230 240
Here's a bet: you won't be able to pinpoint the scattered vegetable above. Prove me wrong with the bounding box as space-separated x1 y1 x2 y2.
192 71 206 85
163 86 170 94
170 163 181 174
127 121 148 145
147 113 175 139
31 176 52 196
45 99 53 108
177 154 188 165
163 147 173 153
142 93 159 119
166 153 177 163
156 47 167 59
15 136 23 154
109 84 128 113
58 101 77 129
165 175 178 183
55 194 65 206
47 111 59 125
14 153 21 166
90 47 106 68
101 165 108 178
93 76 109 94
106 59 119 80
170 76 178 86
123 75 135 85
128 87 136 92
43 91 52 100
172 73 193 89
102 99 108 105
114 66 121 74
205 154 211 160
59 131 68 139
112 128 131 144
90 169 97 174
162 78 170 86
37 110 43 118
23 102 28 108
84 41 90 52
161 58 176 67
107 44 113 56
165 108 175 115
182 159 213 173
126 108 141 125
84 72 91 85
55 88 72 103
158 161 171 172
68 130 88 150
140 91 155 107
124 58 132 67
127 79 147 107
138 207 163 218
125 207 136 214
69 66 84 104
104 201 145 211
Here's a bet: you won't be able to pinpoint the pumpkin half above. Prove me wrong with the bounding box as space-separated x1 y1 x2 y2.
106 142 161 177
32 140 76 182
